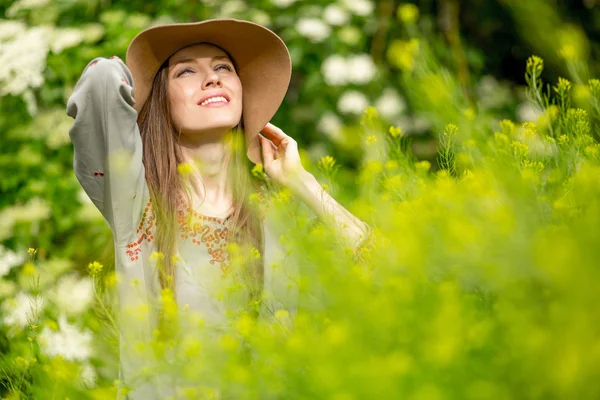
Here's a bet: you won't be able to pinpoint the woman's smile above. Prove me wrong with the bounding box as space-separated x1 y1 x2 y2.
198 93 230 107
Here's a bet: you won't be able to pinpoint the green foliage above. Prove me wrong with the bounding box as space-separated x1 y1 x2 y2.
1 1 599 399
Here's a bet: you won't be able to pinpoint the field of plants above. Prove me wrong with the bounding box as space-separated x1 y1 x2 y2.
1 0 599 399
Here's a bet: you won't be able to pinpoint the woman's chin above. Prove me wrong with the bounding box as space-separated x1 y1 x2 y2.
181 123 239 139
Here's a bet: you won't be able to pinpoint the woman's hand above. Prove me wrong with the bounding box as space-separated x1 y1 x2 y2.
258 123 311 190
259 123 371 249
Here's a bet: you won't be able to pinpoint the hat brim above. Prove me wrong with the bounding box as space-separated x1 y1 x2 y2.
125 19 292 164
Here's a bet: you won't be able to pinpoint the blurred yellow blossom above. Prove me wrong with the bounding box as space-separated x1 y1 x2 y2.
177 162 194 176
318 155 336 171
389 126 403 138
415 160 431 173
365 135 378 146
251 163 264 179
387 39 419 71
87 261 103 276
397 4 419 25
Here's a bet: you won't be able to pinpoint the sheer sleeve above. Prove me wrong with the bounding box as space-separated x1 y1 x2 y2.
66 56 149 245
66 57 156 399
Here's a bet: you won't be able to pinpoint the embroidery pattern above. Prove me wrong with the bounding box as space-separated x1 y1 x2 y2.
125 200 156 261
124 196 233 273
177 194 233 272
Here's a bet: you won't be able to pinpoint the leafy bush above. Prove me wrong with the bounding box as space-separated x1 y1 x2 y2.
1 0 599 399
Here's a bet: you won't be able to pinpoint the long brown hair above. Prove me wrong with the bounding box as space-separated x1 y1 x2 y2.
137 53 264 315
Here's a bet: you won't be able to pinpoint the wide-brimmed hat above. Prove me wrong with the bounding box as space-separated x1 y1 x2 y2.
125 18 292 164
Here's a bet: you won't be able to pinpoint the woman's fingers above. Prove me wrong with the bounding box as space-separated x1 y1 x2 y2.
259 134 276 164
261 123 288 146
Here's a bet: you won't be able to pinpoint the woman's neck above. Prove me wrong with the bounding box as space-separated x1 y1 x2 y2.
178 137 233 215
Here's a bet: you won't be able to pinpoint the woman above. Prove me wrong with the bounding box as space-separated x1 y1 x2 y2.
67 18 370 398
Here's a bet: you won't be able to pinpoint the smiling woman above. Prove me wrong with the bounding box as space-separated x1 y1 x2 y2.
167 44 243 140
66 18 370 399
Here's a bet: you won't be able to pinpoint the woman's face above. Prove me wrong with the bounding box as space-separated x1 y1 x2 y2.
167 43 243 140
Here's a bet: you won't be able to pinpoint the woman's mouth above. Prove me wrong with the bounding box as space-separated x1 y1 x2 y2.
199 96 230 107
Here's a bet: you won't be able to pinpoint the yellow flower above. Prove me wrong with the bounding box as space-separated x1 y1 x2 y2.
104 272 118 288
387 39 419 71
415 160 431 173
463 107 476 120
511 141 529 158
389 126 403 138
500 119 515 136
361 106 378 123
251 163 264 176
249 247 261 260
318 155 336 171
235 314 254 337
385 160 399 170
87 261 103 276
27 248 37 255
521 122 537 137
177 162 194 176
554 77 572 95
397 4 419 25
365 135 378 146
150 252 164 262
274 309 289 320
22 262 37 276
526 55 544 72
557 135 569 146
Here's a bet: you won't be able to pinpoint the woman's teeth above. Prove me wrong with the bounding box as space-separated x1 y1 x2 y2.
200 96 228 106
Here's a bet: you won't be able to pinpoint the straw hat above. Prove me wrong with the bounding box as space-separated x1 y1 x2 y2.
126 18 292 164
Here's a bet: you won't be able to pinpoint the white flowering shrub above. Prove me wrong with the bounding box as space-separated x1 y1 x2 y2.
1 0 599 398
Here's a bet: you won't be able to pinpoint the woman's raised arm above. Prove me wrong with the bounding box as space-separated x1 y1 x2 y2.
66 56 149 246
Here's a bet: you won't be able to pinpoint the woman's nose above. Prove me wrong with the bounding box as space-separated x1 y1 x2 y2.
202 71 222 89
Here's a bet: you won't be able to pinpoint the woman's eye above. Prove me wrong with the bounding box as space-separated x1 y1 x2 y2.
176 67 193 77
216 64 234 72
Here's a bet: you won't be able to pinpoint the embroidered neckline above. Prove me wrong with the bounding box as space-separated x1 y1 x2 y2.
125 197 233 273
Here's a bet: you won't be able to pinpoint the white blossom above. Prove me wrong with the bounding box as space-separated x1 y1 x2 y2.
0 20 27 41
0 198 51 242
296 18 331 43
322 55 349 86
53 274 94 315
338 90 369 115
346 54 377 85
324 5 350 26
476 75 512 110
9 198 52 223
341 0 374 16
271 0 296 7
50 27 83 54
217 0 247 17
39 314 93 361
0 21 49 96
318 112 344 143
0 246 25 278
2 292 45 329
517 102 543 123
248 10 271 26
375 88 407 120
6 0 50 17
322 54 376 86
0 280 16 298
80 363 97 387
